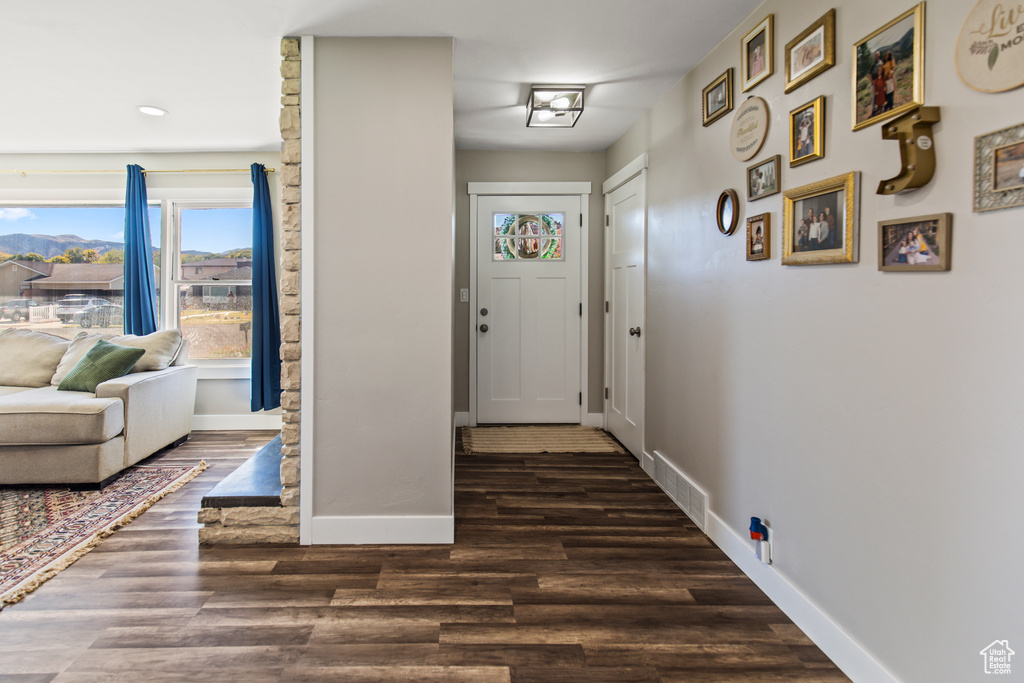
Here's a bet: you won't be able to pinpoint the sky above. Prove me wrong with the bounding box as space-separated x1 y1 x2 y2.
0 205 252 254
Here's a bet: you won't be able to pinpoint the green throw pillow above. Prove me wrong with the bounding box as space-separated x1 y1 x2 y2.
57 339 146 393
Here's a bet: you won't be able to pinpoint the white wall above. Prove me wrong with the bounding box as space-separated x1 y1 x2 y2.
454 150 606 415
0 151 282 430
309 38 455 543
606 0 1024 680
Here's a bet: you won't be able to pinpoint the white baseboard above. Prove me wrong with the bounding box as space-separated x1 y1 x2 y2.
640 449 655 474
454 412 470 427
191 413 283 431
582 412 604 428
705 510 898 683
310 515 454 544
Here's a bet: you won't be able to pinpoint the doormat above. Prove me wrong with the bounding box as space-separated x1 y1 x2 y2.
462 426 625 454
0 462 207 609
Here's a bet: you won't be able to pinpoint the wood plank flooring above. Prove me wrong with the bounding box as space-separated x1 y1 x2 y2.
0 431 849 682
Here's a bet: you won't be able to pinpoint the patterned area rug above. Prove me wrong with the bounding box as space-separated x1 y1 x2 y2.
0 463 206 609
462 425 626 454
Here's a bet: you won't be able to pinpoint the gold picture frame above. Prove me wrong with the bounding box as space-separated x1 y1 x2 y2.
784 9 836 93
878 213 951 271
742 15 774 91
782 172 860 265
852 2 925 131
747 213 770 261
789 97 825 167
974 122 1024 212
702 69 733 127
716 189 740 235
747 155 781 201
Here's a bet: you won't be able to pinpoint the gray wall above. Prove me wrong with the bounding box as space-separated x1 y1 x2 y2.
606 0 1024 680
312 38 454 523
454 150 606 414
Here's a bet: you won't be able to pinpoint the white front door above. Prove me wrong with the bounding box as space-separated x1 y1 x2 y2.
605 172 645 458
476 195 581 424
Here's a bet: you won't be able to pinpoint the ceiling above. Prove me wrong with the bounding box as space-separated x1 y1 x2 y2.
3 0 760 154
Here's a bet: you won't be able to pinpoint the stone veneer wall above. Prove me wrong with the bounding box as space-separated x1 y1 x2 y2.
198 38 301 544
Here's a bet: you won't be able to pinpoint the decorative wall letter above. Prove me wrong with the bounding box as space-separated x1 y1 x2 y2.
877 106 941 195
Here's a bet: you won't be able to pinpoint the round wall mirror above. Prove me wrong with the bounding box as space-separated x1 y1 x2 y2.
716 189 739 235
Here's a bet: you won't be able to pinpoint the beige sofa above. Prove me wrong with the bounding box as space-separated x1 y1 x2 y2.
0 328 197 487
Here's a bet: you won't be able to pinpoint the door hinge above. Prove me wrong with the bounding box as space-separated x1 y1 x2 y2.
605 300 609 313
604 387 609 399
605 215 609 226
579 302 583 317
579 213 583 227
579 392 583 405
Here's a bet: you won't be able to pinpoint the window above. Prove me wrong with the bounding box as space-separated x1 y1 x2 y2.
0 204 161 340
169 204 253 360
492 212 564 260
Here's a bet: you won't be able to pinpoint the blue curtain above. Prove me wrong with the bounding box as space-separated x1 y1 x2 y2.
123 164 158 335
251 163 282 411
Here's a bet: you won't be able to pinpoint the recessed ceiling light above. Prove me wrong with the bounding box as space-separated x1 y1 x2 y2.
137 105 167 116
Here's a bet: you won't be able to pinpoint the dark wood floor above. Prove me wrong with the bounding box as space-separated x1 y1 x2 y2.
0 431 848 682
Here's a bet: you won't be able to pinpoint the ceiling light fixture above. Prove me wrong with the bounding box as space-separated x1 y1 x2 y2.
137 105 167 116
527 85 584 128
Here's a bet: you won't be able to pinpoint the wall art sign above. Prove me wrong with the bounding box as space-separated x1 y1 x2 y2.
957 1 1024 92
730 97 770 161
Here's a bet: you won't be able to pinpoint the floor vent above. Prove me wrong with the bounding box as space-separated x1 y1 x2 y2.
652 450 708 533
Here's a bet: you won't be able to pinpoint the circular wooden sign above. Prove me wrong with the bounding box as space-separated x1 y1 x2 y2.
956 0 1024 92
729 97 769 161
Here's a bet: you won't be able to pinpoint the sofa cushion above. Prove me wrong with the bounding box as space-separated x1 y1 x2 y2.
58 339 146 393
109 330 183 372
0 328 70 388
0 386 124 446
51 332 106 385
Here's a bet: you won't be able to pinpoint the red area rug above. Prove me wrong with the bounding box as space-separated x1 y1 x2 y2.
0 463 206 609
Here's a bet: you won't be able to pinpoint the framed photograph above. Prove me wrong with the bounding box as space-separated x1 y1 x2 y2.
789 97 825 167
878 213 951 271
782 171 860 265
747 155 781 201
784 9 836 93
702 69 733 127
852 2 925 131
974 122 1024 212
747 213 770 261
742 15 774 91
716 190 740 235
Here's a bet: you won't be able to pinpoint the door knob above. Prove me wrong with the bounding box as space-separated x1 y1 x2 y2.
629 327 642 337
480 324 488 333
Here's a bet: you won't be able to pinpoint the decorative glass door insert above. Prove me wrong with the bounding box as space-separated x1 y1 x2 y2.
493 213 564 260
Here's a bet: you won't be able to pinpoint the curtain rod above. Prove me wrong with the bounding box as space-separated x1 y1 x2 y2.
0 168 274 177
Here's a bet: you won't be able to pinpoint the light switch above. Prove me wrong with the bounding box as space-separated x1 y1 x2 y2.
459 288 469 303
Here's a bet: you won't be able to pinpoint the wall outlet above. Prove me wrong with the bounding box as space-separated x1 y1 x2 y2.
459 288 469 303
756 522 773 564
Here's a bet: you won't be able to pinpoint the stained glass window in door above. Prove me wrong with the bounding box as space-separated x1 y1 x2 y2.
491 213 564 261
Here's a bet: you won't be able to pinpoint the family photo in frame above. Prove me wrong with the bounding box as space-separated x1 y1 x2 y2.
878 213 951 271
747 155 780 201
852 2 925 131
782 172 860 265
746 213 770 261
790 97 824 166
742 15 774 91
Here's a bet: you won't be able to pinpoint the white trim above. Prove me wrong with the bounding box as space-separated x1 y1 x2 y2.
582 412 605 428
299 34 315 546
602 153 648 195
640 448 655 475
705 510 899 683
467 192 479 428
194 362 250 380
454 411 470 428
310 515 455 545
191 413 283 431
468 181 591 196
578 196 589 426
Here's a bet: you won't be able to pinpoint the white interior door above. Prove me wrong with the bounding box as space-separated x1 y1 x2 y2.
476 195 581 424
605 173 645 457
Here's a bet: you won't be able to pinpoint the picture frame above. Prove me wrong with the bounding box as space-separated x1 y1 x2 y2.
782 171 860 265
702 69 733 127
784 8 836 93
742 15 774 91
852 2 925 131
878 213 951 271
716 189 740 235
789 97 825 167
974 122 1024 212
747 155 781 201
746 213 770 261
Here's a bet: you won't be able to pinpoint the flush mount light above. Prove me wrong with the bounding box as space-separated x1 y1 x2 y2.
137 105 167 116
526 85 584 128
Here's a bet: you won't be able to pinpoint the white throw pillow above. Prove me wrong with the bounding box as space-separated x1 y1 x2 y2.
51 332 110 386
108 330 183 372
0 328 70 388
